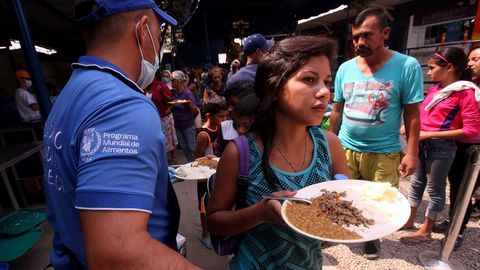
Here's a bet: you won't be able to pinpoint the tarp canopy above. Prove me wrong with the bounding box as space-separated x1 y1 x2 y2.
0 1 354 55
183 0 355 40
0 0 83 62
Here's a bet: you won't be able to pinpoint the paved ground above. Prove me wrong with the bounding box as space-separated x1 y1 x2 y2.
323 177 480 270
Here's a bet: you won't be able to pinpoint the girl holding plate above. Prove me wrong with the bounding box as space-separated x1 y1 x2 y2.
206 36 350 269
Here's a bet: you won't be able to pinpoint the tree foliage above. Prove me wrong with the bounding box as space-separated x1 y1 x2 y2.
156 0 199 28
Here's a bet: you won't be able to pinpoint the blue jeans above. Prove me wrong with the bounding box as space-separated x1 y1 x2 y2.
409 138 457 220
175 126 196 162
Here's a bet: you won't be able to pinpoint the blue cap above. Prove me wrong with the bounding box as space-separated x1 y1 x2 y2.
75 0 177 28
242 34 274 56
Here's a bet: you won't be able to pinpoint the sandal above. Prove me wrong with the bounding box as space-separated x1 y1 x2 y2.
399 224 415 231
400 234 433 245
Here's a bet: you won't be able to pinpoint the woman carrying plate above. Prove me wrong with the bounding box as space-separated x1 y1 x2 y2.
145 75 178 163
206 36 350 269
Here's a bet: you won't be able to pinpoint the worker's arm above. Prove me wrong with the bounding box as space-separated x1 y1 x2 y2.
80 210 201 270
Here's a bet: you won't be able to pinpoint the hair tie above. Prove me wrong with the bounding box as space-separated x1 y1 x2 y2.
435 52 449 63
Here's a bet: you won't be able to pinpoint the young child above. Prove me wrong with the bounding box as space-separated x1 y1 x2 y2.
207 36 350 269
193 96 229 248
218 93 259 154
224 80 255 118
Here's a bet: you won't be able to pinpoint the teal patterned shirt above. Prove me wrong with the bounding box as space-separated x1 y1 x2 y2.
232 127 332 270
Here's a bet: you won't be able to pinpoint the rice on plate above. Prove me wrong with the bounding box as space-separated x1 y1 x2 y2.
174 158 219 180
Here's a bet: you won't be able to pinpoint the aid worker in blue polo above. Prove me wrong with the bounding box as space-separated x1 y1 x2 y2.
43 1 200 269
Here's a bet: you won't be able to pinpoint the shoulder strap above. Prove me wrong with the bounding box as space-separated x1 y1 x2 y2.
207 135 249 196
233 135 249 178
198 130 212 146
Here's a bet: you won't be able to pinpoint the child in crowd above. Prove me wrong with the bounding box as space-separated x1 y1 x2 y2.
400 47 480 246
217 93 259 154
193 96 229 248
224 80 254 118
206 36 350 269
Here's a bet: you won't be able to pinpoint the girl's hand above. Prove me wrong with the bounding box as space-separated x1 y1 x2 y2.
260 190 297 225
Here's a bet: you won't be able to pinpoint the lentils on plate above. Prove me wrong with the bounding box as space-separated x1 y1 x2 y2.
285 189 374 240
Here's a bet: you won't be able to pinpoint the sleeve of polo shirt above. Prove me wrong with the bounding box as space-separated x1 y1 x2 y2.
401 57 424 104
75 98 166 213
459 90 480 138
333 64 345 103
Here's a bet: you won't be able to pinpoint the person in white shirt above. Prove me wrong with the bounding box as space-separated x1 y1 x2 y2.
14 70 42 122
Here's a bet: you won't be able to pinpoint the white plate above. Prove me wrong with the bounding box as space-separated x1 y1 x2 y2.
174 158 219 180
281 180 410 243
168 100 190 105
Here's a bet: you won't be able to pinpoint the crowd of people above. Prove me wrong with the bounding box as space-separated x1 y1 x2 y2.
33 1 480 269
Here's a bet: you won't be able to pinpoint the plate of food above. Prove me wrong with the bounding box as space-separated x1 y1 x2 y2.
174 158 219 180
281 180 410 243
168 99 190 105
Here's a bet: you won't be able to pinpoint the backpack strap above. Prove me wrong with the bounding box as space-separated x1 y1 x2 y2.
206 135 249 197
233 135 249 178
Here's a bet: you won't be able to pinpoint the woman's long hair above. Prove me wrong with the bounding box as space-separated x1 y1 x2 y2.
252 35 337 186
433 47 471 81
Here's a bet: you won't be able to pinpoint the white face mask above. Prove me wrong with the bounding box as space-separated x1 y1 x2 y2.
24 79 32 88
135 22 159 89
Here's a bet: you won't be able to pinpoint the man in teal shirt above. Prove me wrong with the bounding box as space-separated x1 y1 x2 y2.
330 7 423 259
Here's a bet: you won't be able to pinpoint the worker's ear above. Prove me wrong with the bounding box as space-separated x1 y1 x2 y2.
136 15 150 47
383 26 391 40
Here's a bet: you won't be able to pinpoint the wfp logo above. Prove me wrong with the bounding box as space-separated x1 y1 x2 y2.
80 128 102 161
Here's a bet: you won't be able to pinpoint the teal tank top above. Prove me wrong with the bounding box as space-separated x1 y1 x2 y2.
232 127 332 270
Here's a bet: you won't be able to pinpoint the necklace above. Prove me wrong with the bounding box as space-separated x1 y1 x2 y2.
273 133 309 172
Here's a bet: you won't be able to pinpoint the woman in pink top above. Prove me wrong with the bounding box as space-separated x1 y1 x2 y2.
431 46 480 249
401 47 480 245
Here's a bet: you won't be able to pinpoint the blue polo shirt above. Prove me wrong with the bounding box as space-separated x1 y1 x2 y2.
226 64 258 87
43 56 180 269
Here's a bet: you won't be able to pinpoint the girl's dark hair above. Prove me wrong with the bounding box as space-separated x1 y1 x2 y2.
433 47 471 81
253 35 337 186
